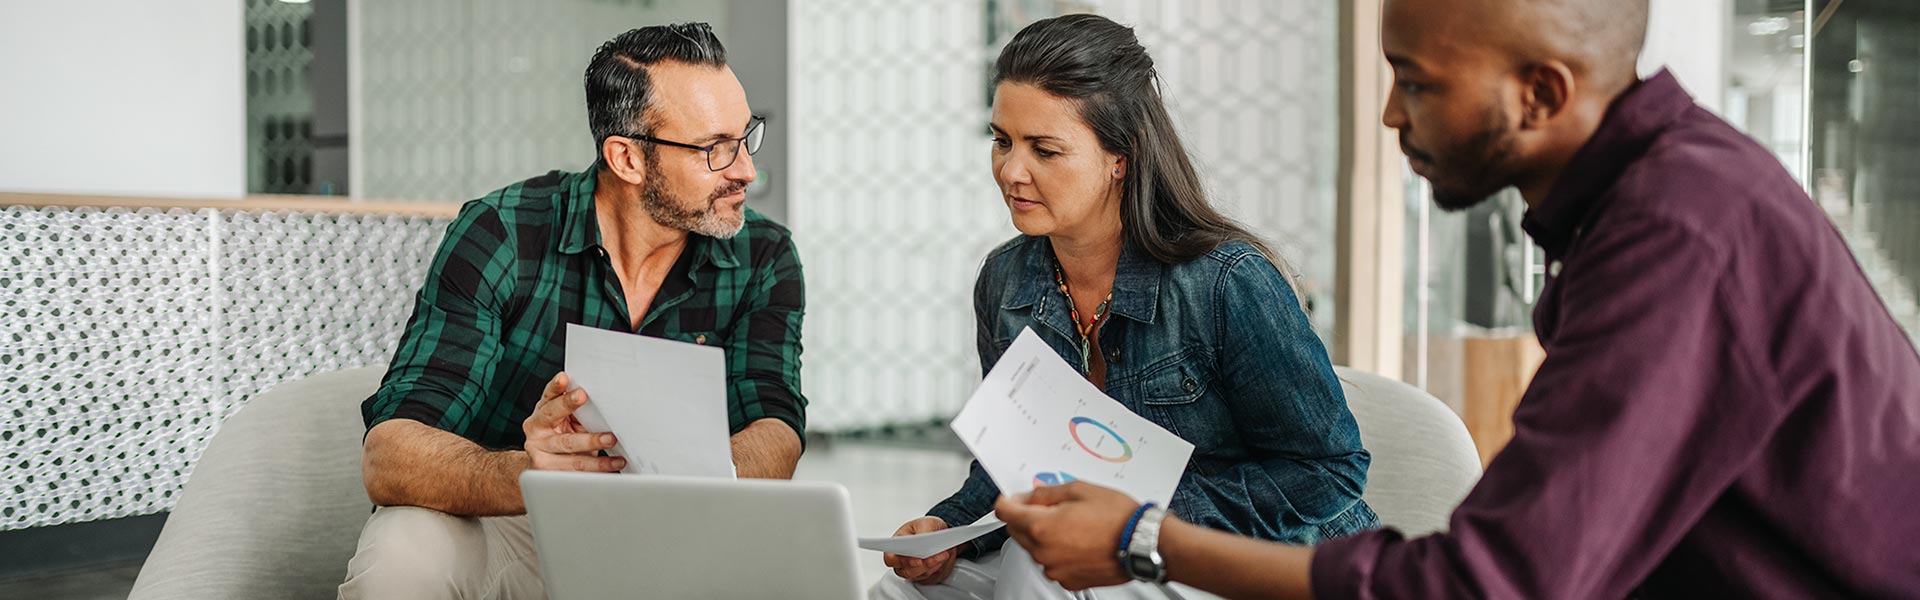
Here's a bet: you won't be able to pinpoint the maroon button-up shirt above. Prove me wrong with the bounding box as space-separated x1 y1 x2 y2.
1311 71 1920 598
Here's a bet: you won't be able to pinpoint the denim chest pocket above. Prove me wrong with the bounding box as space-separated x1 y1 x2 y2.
1131 351 1235 449
1140 357 1208 405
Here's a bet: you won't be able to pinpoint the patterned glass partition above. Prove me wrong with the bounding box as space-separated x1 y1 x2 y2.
790 0 1009 431
246 0 318 195
356 0 727 202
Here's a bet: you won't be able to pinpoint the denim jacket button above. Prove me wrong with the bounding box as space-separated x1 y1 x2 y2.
1182 377 1196 392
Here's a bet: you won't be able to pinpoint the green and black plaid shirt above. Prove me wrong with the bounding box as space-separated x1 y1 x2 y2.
362 167 807 449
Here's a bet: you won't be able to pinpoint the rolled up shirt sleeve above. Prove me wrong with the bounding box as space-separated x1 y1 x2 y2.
724 231 809 441
361 202 517 445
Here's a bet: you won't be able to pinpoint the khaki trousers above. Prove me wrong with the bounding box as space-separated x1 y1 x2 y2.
337 506 546 600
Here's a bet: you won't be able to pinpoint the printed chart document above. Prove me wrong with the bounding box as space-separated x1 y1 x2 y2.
857 516 1006 559
861 328 1195 557
950 327 1194 505
564 323 734 478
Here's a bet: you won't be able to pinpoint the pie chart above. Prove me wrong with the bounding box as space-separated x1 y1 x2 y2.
1032 471 1077 487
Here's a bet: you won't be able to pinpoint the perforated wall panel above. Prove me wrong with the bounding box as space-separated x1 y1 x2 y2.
0 206 448 531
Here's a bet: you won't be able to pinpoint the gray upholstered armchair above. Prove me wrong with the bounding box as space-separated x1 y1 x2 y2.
1335 366 1482 536
130 367 381 600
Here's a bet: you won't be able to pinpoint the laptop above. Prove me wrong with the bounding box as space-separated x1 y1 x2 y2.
520 470 865 599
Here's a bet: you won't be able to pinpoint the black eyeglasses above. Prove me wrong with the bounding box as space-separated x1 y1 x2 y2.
620 116 766 171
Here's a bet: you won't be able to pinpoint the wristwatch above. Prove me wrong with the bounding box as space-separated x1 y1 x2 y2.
1118 505 1170 583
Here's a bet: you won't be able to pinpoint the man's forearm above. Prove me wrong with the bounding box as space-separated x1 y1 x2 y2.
1161 517 1318 600
730 418 802 479
363 419 532 516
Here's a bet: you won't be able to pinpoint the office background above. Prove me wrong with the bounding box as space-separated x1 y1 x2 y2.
0 0 1913 596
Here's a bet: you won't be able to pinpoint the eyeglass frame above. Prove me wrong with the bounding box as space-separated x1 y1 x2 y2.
616 115 766 172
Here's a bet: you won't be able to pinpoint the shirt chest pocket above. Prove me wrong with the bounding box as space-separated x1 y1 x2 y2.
660 330 723 347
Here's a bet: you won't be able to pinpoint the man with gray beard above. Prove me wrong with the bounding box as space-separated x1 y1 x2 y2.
341 23 807 599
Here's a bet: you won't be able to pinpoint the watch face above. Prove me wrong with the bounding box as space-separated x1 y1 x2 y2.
1127 553 1163 582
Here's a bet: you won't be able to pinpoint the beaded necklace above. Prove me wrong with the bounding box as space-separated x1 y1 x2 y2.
1054 264 1112 371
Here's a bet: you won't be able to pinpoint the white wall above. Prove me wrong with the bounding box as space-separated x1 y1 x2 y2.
0 1 245 198
1640 0 1729 113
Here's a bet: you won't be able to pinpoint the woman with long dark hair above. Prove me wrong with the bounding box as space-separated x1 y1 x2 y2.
875 14 1376 599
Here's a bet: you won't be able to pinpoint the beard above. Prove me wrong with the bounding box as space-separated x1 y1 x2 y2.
639 153 749 238
1403 103 1521 213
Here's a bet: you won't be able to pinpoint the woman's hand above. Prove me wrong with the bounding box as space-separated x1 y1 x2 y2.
883 516 964 585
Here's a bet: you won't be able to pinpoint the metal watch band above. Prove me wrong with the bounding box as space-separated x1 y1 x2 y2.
1122 505 1169 583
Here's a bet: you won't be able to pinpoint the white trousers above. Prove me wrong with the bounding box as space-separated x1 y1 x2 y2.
869 542 1222 600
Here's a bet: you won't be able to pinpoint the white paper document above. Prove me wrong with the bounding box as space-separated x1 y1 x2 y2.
856 517 1007 558
563 323 734 478
949 327 1194 505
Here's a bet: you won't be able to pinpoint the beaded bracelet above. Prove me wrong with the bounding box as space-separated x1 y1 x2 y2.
1117 501 1158 560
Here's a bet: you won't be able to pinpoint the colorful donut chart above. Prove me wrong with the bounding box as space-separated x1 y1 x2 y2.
1068 416 1133 463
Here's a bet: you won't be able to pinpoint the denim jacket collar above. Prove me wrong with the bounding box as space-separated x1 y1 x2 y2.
1002 236 1162 325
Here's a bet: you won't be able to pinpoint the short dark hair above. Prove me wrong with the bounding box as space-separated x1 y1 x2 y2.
994 14 1270 266
585 23 728 167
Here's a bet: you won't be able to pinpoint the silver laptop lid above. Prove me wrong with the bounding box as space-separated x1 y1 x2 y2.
521 471 863 600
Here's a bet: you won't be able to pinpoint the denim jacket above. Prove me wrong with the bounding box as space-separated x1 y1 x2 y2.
928 235 1378 557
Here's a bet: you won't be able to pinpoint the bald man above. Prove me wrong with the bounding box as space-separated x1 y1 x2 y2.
992 0 1920 598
